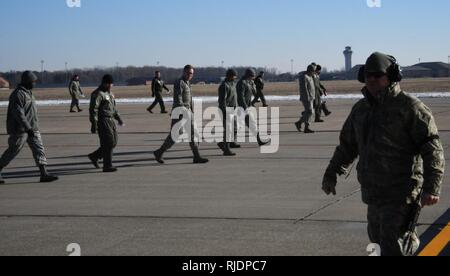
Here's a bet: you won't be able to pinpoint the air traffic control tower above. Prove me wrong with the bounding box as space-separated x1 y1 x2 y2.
343 46 353 72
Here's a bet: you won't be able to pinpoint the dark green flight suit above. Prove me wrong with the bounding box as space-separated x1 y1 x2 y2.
89 87 123 169
148 77 170 113
218 79 238 153
69 80 84 112
298 72 316 126
251 75 267 106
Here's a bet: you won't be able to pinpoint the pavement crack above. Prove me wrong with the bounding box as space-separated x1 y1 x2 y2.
294 188 361 224
0 214 297 222
0 214 446 227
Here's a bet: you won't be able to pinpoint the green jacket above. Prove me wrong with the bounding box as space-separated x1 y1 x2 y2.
6 86 39 134
255 76 265 92
89 87 122 127
325 84 445 205
218 80 237 112
151 77 169 97
69 80 83 99
173 78 193 110
236 78 256 110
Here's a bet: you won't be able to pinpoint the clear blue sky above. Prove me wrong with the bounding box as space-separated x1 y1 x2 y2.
1 0 449 73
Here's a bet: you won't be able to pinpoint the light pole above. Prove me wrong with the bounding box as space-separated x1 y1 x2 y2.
40 60 44 84
448 56 450 77
65 62 68 84
116 62 119 82
290 59 294 75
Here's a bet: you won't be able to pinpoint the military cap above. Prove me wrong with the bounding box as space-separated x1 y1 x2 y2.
21 71 38 84
245 68 256 77
102 74 114 84
226 69 238 77
365 52 394 73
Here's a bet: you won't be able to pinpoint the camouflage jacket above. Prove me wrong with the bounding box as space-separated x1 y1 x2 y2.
218 80 237 111
325 83 445 205
236 78 256 110
6 86 39 134
173 78 193 110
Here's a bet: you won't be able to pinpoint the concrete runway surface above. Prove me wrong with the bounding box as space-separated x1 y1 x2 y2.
0 98 448 256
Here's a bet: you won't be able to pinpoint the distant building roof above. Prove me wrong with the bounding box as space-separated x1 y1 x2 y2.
402 66 432 72
412 62 450 71
350 64 364 73
0 77 10 88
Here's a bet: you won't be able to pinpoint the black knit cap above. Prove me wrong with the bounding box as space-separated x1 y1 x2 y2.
226 69 238 77
102 74 114 84
21 71 38 84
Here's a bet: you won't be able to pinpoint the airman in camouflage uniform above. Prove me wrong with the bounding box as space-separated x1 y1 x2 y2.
218 69 238 156
0 71 58 184
153 65 209 164
236 68 271 147
322 52 445 256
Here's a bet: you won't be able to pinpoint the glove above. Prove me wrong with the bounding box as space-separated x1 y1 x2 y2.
27 129 35 138
117 118 124 126
322 167 337 196
91 124 97 134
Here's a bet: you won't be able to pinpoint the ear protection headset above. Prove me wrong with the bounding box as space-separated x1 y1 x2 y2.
358 55 403 83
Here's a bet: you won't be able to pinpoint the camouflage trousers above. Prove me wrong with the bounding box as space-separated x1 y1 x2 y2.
367 203 420 256
0 131 48 170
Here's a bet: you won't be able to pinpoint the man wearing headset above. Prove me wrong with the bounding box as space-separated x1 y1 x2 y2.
322 52 445 256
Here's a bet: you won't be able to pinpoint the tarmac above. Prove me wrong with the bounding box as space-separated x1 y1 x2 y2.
0 98 448 256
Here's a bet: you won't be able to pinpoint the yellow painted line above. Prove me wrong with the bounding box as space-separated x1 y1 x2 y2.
419 223 450 256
